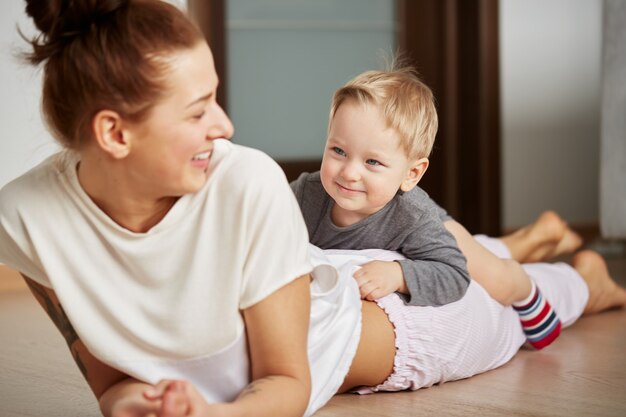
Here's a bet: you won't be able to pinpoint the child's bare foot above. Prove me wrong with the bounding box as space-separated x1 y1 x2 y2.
501 211 582 263
549 226 583 260
572 250 626 314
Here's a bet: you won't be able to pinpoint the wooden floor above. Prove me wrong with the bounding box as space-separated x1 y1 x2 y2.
1 250 626 417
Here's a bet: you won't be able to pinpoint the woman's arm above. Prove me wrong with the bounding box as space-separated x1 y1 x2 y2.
145 274 313 417
142 274 314 417
21 275 160 417
226 274 312 417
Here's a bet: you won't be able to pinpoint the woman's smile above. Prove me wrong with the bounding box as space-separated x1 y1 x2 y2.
191 150 212 170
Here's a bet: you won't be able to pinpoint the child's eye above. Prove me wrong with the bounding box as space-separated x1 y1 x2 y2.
332 147 346 156
193 111 206 120
366 159 381 166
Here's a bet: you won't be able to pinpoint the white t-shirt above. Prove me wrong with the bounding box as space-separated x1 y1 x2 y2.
0 140 362 416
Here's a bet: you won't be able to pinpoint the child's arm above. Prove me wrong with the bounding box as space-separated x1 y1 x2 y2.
347 208 471 305
395 212 471 306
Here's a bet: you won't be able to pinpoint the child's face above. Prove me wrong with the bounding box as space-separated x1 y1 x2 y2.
123 42 234 198
320 100 417 226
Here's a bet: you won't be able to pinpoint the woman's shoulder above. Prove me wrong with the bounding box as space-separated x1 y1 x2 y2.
215 141 288 190
227 142 280 170
0 153 66 215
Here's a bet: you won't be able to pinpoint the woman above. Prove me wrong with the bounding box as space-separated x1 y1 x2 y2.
1 1 625 416
4 1 314 416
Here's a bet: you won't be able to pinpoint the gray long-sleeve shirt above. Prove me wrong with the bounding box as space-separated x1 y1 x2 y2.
290 171 470 306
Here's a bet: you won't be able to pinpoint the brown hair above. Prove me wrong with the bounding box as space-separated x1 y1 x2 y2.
22 0 204 150
330 67 438 159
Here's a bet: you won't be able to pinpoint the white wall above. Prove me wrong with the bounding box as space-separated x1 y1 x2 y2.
500 0 603 229
0 2 58 189
0 0 187 189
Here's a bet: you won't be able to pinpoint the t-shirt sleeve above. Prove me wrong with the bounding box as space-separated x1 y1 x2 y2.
289 172 307 203
397 213 471 306
0 182 50 287
434 202 453 222
237 153 313 309
396 189 470 306
416 185 454 222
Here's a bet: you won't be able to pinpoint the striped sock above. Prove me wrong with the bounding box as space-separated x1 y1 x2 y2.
513 280 561 350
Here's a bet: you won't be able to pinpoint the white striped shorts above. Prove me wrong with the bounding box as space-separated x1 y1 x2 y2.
354 235 588 394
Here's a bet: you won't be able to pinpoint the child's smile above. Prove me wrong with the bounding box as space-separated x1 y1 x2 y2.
320 99 416 226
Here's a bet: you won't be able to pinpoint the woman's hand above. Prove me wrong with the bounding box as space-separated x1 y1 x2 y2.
109 390 160 417
353 260 407 300
111 379 222 417
142 379 214 417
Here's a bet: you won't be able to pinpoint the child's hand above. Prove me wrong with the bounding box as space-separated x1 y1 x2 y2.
142 380 190 417
110 394 161 417
353 260 407 301
143 379 216 417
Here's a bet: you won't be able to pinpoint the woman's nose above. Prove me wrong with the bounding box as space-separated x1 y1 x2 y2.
207 102 234 140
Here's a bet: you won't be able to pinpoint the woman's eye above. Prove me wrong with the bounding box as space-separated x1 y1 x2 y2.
193 111 206 120
332 147 346 156
366 159 381 166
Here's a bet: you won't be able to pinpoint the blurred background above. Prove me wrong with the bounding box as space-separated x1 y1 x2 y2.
1 0 623 241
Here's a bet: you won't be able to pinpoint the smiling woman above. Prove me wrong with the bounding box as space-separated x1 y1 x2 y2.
1 1 314 416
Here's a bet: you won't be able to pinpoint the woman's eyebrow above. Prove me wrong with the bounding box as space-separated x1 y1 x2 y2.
185 92 212 108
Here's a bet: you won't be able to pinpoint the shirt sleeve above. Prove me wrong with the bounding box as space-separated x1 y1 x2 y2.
0 183 50 287
289 172 306 203
396 210 471 307
236 151 313 309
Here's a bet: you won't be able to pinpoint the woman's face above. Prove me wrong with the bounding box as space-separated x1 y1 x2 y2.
124 42 234 197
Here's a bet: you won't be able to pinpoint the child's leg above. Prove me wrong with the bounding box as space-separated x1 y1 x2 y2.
469 237 626 315
445 219 562 349
445 220 531 305
500 211 583 263
525 250 626 322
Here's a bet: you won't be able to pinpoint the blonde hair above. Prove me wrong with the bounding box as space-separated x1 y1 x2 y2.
330 67 438 159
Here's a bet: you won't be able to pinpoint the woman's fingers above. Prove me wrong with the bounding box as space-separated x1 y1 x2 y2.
159 381 190 417
143 380 191 417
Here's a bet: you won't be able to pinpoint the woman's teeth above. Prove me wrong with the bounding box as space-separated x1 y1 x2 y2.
192 151 211 161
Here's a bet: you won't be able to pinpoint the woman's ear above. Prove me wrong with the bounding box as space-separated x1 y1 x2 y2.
92 110 130 159
400 158 429 192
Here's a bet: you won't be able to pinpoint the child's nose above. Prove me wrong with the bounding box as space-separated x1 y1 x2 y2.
340 161 360 181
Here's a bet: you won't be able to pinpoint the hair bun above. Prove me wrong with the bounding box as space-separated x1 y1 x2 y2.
24 0 60 35
23 0 130 64
25 0 129 39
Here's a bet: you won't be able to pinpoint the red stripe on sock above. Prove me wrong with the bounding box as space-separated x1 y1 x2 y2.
529 322 562 350
520 302 551 327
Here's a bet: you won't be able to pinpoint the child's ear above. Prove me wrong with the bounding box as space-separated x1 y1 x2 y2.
92 110 131 159
400 158 429 192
